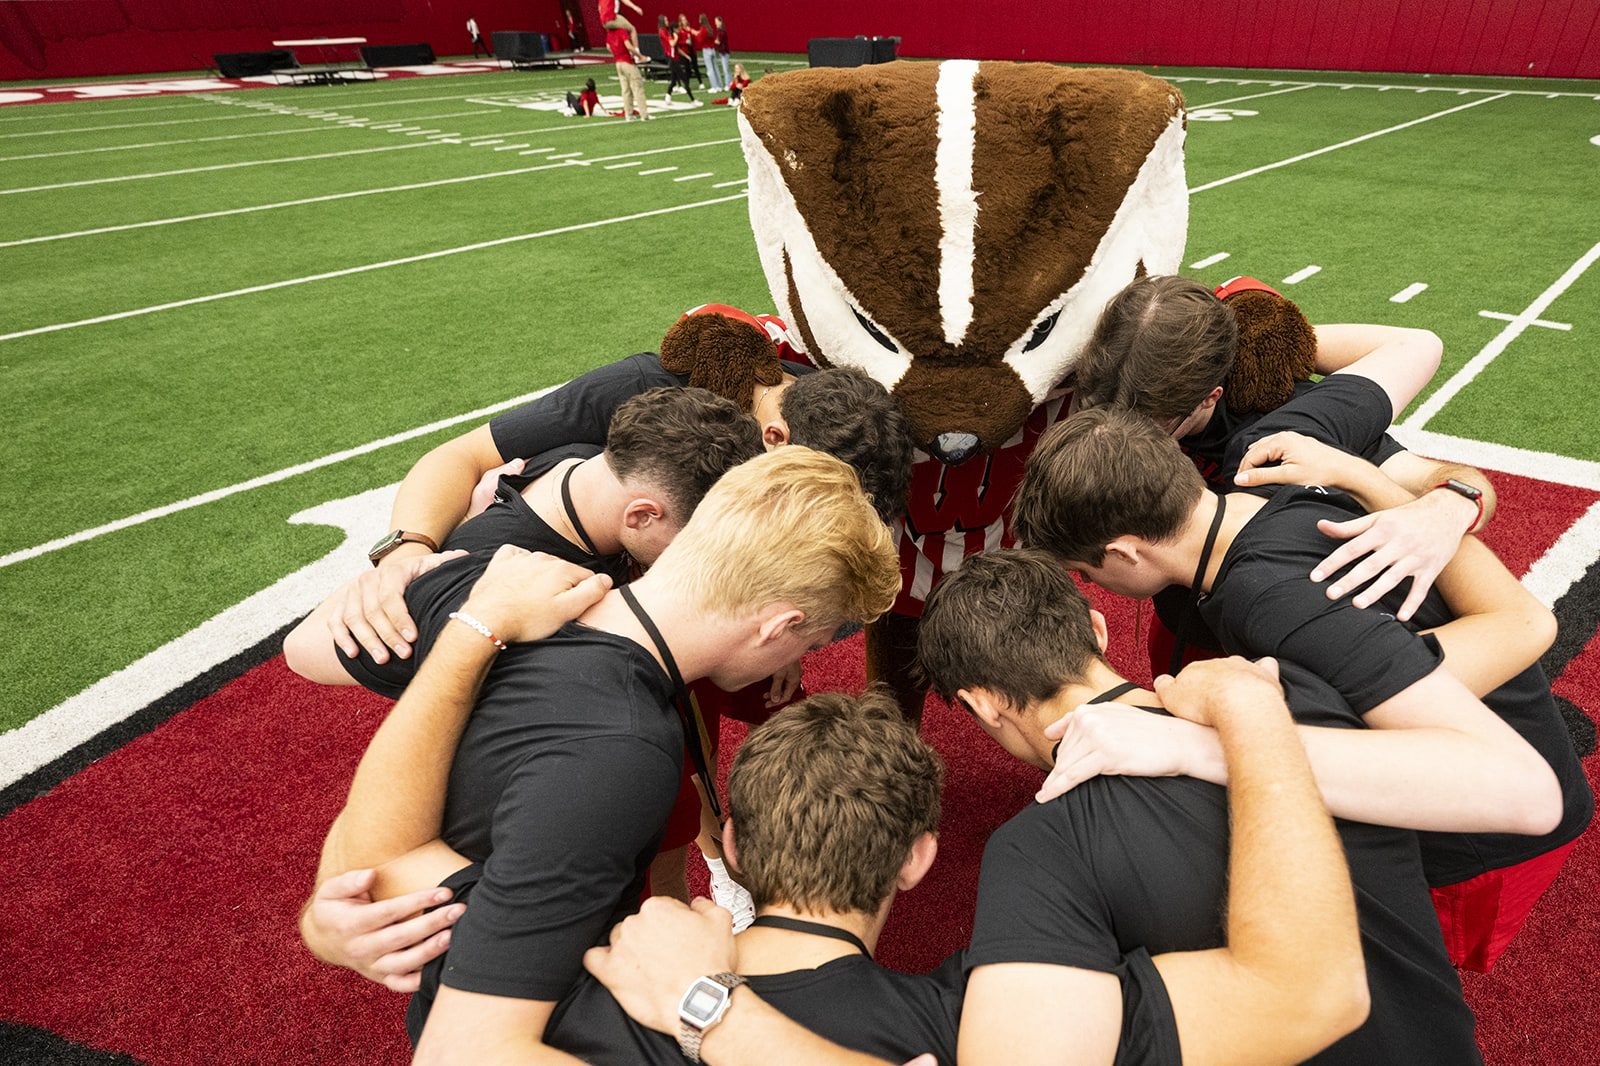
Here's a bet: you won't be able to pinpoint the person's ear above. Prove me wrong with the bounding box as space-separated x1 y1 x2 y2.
755 608 806 645
622 498 665 529
761 420 790 449
721 820 741 875
1088 609 1110 654
1103 537 1141 569
956 688 1008 731
1201 385 1224 412
896 832 938 892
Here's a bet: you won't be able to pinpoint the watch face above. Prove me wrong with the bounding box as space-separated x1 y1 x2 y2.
369 530 401 557
682 980 725 1025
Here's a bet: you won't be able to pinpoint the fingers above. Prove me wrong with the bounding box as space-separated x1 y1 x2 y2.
324 592 363 660
358 572 409 660
371 926 455 986
554 572 613 614
1035 752 1101 804
1396 571 1433 622
1310 515 1380 579
1349 562 1411 610
315 867 378 899
359 903 466 959
1325 548 1393 602
355 886 455 930
1041 713 1072 741
381 970 424 994
1252 656 1280 682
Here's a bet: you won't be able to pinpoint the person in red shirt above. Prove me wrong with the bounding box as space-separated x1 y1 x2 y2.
567 77 604 117
598 0 644 57
605 27 649 120
712 15 732 90
695 14 722 90
728 61 750 103
658 14 695 101
676 14 705 88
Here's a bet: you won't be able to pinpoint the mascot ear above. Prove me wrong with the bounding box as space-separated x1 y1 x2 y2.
658 306 785 412
1217 277 1318 415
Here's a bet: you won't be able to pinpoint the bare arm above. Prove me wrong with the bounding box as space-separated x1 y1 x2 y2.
414 993 583 1066
1314 323 1442 415
1150 658 1367 1066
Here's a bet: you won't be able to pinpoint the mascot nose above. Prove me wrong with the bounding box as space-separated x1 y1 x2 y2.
930 432 982 466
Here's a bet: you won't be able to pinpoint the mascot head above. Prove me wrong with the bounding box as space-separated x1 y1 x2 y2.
740 60 1188 464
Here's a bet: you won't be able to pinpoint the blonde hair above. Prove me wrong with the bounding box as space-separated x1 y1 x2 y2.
654 447 900 627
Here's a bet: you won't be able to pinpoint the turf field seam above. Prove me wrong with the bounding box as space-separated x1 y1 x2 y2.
1402 238 1600 429
0 137 741 250
1188 92 1509 194
0 188 749 347
0 142 442 196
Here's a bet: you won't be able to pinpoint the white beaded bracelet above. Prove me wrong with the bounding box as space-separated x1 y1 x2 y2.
448 610 506 651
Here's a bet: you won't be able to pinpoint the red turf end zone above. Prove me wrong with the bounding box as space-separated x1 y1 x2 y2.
0 469 1595 1064
0 59 615 108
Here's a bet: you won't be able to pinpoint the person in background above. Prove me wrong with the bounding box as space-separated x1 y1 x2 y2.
605 25 648 121
568 78 604 117
467 16 491 58
728 62 750 104
713 15 733 89
697 14 723 91
599 0 645 58
660 14 696 101
677 14 705 88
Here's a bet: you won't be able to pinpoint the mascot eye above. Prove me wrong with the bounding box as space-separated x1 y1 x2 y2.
852 308 899 353
1021 310 1061 353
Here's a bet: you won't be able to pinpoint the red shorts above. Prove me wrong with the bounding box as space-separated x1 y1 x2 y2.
1430 839 1578 971
1146 615 1223 679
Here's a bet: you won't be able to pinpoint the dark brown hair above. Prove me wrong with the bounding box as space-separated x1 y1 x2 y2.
1012 405 1204 565
781 367 914 523
917 549 1100 709
606 387 762 523
1072 275 1238 424
728 687 943 914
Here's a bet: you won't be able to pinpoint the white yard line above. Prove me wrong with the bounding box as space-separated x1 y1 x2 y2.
712 178 747 187
1520 501 1600 608
638 166 677 175
0 192 750 348
674 171 714 181
605 159 643 168
1392 427 1600 493
0 110 284 138
1402 238 1600 429
1282 264 1322 284
1 137 741 249
1391 282 1428 303
0 141 440 195
1162 73 1600 100
1188 93 1509 195
1478 309 1571 331
1188 83 1318 108
0 99 214 124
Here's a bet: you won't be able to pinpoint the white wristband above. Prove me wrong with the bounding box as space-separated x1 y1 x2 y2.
448 610 506 651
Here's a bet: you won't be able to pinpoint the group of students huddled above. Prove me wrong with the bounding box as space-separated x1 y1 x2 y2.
284 276 1591 1065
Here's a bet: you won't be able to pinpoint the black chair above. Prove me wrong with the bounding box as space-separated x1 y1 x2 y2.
637 34 673 81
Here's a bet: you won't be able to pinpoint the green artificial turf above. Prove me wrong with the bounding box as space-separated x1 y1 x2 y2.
2 56 1596 726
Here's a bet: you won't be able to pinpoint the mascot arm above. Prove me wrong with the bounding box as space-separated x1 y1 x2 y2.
1313 323 1442 415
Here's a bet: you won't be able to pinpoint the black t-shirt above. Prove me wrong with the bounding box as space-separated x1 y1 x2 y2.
1201 486 1593 884
1158 374 1420 653
400 622 685 1038
489 352 814 462
546 952 965 1066
339 444 628 698
968 662 1482 1066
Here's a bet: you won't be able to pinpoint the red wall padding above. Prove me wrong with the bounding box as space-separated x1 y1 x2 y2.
696 0 1600 78
5 0 1598 81
0 0 569 81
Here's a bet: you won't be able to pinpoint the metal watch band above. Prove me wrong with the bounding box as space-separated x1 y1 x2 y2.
677 972 747 1063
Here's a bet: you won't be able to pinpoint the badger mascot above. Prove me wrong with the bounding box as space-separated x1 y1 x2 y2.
735 60 1190 717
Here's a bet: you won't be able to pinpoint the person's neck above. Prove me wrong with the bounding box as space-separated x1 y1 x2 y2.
751 373 797 422
1162 490 1263 595
1025 661 1158 768
577 573 732 682
559 456 626 556
734 900 885 976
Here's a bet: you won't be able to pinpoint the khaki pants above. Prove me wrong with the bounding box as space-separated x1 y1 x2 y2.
617 61 647 119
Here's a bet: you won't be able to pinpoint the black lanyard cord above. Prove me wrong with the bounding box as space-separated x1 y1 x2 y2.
619 585 720 819
1169 493 1228 677
747 915 870 956
560 461 601 556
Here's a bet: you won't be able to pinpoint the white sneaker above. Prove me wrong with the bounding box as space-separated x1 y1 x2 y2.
704 855 755 932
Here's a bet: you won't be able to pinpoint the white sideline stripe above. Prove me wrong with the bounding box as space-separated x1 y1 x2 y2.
0 385 557 572
0 99 212 124
604 159 642 168
1189 252 1230 269
1403 238 1600 429
0 487 398 789
1520 501 1600 608
1478 309 1572 331
547 151 583 159
712 178 746 188
1391 282 1428 303
0 141 437 195
2 137 741 249
1282 264 1321 284
0 192 749 348
0 110 281 139
1162 73 1600 99
1188 93 1509 194
638 166 677 175
0 110 495 161
493 143 530 151
1391 427 1600 493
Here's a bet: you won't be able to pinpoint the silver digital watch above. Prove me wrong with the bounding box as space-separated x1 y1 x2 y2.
676 971 747 1062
